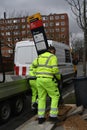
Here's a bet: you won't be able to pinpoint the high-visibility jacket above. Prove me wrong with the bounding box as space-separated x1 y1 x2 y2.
32 51 61 80
29 64 36 79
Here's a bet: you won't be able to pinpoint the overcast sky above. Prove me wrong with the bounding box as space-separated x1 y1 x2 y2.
0 0 83 38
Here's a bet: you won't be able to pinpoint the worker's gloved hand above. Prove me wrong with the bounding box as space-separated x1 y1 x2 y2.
25 75 29 79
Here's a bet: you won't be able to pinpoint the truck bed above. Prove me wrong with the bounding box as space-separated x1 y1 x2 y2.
0 75 30 101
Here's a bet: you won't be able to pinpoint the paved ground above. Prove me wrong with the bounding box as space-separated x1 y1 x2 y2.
15 104 87 130
15 105 87 130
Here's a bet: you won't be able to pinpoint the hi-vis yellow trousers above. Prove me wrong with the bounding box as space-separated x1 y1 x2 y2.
36 77 60 118
29 80 38 104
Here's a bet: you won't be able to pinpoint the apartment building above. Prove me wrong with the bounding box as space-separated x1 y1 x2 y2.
0 13 69 57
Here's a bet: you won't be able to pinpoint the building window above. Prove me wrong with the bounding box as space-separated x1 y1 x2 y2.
6 26 17 30
42 16 48 21
6 32 10 36
7 20 12 23
27 30 31 35
55 15 59 20
42 17 45 21
50 29 54 32
14 31 19 35
8 49 13 54
27 24 30 28
14 25 19 29
1 26 4 30
44 29 48 33
43 23 45 27
61 34 65 38
1 32 4 36
55 28 60 32
50 16 54 20
22 25 25 29
61 21 65 26
45 23 48 27
61 15 65 19
50 22 54 26
14 37 18 41
49 34 54 39
22 31 26 35
13 20 17 23
61 28 65 32
22 19 25 22
56 22 60 26
6 26 11 30
7 38 11 42
17 19 20 23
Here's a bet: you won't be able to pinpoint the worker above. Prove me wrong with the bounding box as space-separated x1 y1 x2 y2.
32 46 61 124
45 46 64 106
29 64 38 114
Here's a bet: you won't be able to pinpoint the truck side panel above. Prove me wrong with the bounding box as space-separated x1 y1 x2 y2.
0 79 30 101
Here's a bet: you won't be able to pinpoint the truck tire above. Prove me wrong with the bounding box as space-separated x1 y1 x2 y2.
12 96 24 115
0 102 11 122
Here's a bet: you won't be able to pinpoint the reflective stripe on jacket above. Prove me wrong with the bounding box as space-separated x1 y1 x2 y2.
32 52 61 80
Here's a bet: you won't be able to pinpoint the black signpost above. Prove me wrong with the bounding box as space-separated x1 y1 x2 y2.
27 13 48 55
0 41 5 82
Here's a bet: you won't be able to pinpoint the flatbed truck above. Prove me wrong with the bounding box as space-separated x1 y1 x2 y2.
0 39 74 123
0 73 31 123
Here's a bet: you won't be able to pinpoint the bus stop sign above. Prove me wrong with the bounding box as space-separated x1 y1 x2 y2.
27 13 48 55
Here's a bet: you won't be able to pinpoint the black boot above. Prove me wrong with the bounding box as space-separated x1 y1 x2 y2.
38 117 46 124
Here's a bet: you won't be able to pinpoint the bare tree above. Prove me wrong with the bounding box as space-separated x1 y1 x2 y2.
66 0 87 76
